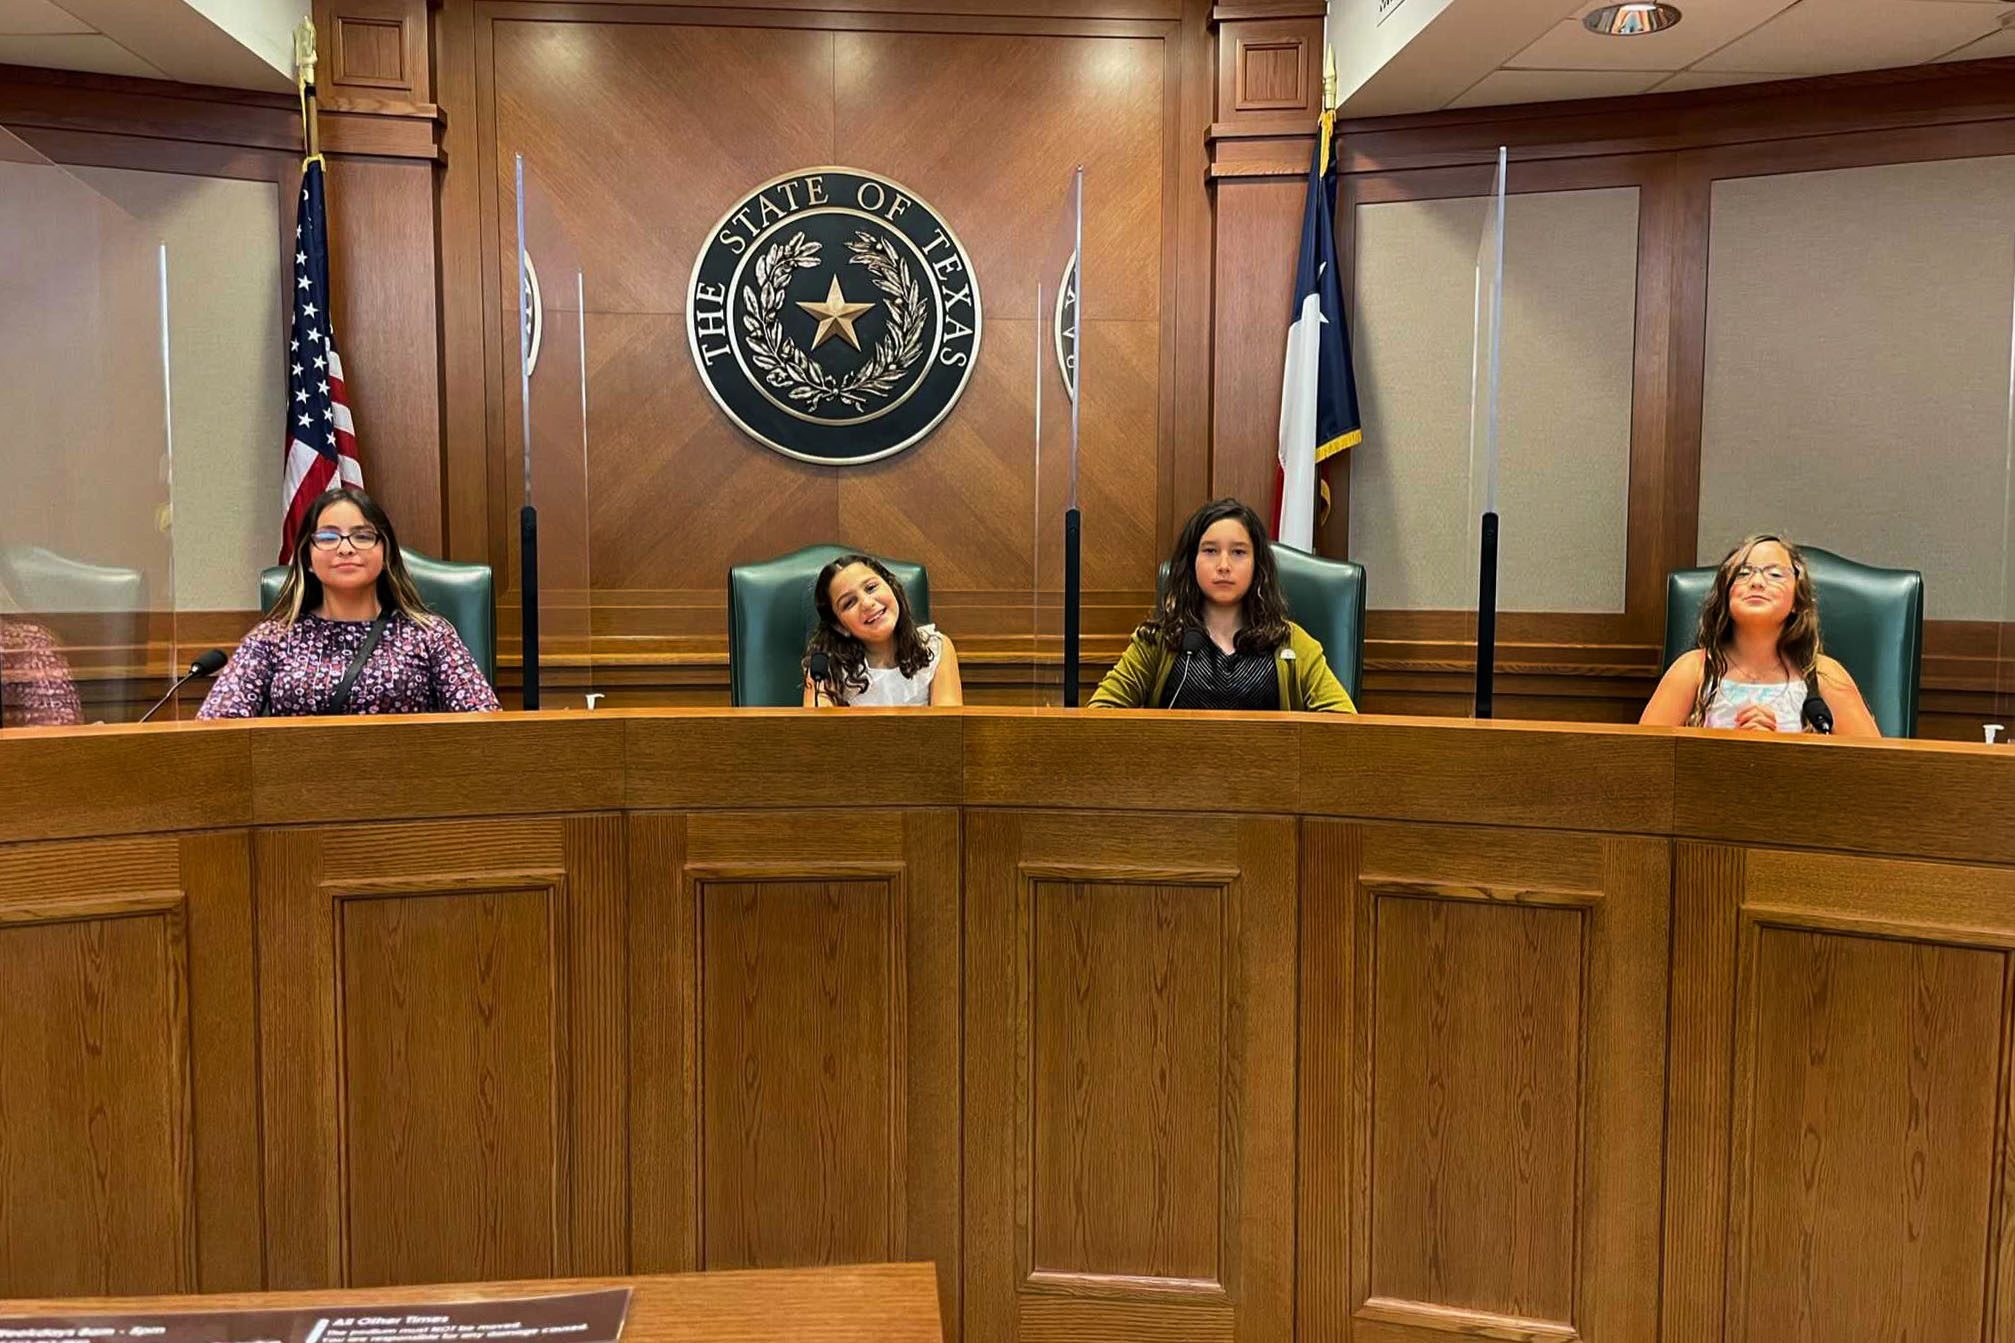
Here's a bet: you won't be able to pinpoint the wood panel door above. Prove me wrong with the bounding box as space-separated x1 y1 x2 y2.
627 809 961 1328
964 809 1296 1343
1300 821 1668 1343
0 832 259 1296
256 816 628 1289
1667 843 2015 1343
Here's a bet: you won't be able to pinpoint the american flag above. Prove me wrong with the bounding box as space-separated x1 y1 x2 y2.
280 154 363 560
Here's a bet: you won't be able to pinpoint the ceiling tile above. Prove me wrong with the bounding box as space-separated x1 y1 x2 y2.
1448 67 1670 108
1695 0 2005 73
0 0 91 35
1508 0 1801 72
0 31 163 77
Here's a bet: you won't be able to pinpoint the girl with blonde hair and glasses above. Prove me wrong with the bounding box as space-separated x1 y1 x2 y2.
1640 533 1878 737
199 486 498 718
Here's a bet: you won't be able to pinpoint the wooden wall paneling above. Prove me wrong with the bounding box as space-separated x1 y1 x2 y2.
0 831 259 1297
1165 0 1217 552
322 154 445 552
318 0 431 101
960 708 1300 813
964 808 1295 1343
0 724 250 844
1208 171 1303 511
1722 847 2015 1343
255 815 627 1288
625 807 961 1329
436 0 490 561
1299 819 1665 1343
0 65 299 153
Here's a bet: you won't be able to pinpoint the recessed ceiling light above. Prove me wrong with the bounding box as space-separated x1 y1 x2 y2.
1583 2 1682 36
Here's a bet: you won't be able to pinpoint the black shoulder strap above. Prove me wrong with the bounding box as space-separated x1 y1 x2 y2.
329 612 392 713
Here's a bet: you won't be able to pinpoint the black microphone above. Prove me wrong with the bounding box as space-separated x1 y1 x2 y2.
807 651 831 707
1167 628 1208 708
138 649 227 724
1801 690 1834 736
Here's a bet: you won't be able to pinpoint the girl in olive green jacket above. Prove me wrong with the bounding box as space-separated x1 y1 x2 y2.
1090 498 1355 714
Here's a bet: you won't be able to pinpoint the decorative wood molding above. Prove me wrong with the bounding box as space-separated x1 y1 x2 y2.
1232 36 1306 112
1210 0 1326 23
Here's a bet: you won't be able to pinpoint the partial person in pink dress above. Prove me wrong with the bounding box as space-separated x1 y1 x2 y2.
0 611 83 728
199 486 499 718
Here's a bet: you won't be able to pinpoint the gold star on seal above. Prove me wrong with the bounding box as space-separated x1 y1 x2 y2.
796 275 876 351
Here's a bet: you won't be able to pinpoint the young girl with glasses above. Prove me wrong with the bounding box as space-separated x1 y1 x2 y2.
1640 533 1878 736
198 486 499 717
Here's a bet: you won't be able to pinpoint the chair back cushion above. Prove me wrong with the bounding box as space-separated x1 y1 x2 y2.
728 545 932 707
1662 546 1923 737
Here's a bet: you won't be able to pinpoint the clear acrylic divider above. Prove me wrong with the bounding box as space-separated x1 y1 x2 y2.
1465 149 1507 719
514 154 594 710
0 126 174 726
1996 240 2015 743
1033 167 1083 706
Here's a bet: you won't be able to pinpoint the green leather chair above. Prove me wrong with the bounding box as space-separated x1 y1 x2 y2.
728 545 931 707
259 551 497 686
1662 547 1923 738
1156 544 1367 704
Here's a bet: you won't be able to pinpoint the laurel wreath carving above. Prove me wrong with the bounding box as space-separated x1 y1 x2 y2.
741 230 927 413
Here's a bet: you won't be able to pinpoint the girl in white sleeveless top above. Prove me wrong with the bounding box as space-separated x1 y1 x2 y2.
802 554 963 707
1640 534 1879 737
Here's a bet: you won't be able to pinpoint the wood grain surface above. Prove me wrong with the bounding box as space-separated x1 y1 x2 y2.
0 709 2012 1343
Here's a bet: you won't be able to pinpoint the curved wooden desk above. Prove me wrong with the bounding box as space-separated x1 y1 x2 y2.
0 710 2009 1343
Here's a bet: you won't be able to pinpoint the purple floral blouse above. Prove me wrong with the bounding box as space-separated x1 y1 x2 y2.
198 611 499 718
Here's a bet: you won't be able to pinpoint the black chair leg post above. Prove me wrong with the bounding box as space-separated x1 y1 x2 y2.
1063 506 1081 707
521 504 540 712
1474 510 1498 719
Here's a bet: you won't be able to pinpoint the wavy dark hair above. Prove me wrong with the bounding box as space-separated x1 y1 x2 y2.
268 486 434 627
1138 498 1290 655
803 554 932 704
1690 533 1822 727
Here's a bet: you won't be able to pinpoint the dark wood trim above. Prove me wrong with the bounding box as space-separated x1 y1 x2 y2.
1206 114 1314 142
1209 0 1323 23
0 63 299 153
1335 57 2015 173
474 1 1177 37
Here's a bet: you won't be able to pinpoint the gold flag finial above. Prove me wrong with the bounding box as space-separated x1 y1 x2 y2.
293 18 321 162
1323 41 1338 112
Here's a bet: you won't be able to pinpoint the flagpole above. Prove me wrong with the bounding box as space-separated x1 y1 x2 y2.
293 19 320 163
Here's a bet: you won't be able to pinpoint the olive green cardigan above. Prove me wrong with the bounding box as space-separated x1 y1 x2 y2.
1088 621 1356 713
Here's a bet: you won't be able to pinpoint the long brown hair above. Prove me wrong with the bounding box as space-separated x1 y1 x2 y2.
1139 498 1291 654
268 486 435 627
803 554 932 705
1690 533 1822 726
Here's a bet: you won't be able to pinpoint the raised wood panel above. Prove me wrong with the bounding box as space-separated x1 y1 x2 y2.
1716 846 2015 1343
965 809 1293 1343
334 19 409 91
627 807 960 1328
257 816 627 1288
699 878 901 1269
1028 877 1223 1282
338 886 565 1286
1299 820 1665 1343
0 833 258 1298
1733 926 2004 1343
1232 39 1303 112
1367 895 1582 1325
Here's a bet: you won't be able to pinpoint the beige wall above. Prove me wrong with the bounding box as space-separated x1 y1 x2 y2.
73 165 283 613
1699 156 2015 621
1348 185 1639 613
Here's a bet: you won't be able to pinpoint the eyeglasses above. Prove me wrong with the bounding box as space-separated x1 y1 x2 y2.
310 527 382 552
1733 564 1796 588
